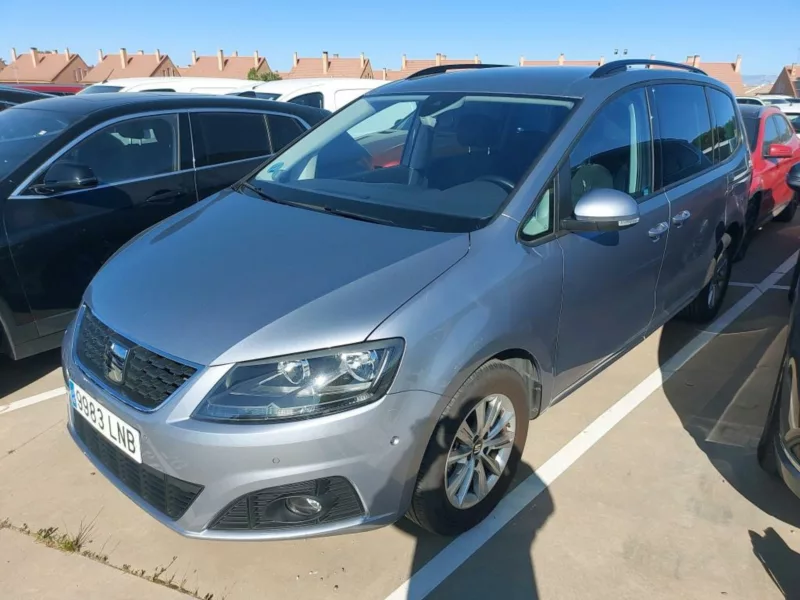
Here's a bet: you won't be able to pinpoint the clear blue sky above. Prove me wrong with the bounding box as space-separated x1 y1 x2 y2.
1 0 797 76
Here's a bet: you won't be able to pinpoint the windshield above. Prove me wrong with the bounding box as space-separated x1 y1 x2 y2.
78 85 123 95
0 107 77 179
743 117 760 152
251 92 574 232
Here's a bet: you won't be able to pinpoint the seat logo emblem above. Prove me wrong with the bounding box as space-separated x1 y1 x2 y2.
105 340 130 384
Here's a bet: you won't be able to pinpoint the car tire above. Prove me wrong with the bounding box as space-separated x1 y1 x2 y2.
774 194 797 223
406 360 529 536
682 244 732 323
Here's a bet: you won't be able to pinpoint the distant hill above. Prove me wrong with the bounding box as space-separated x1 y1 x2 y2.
742 74 774 86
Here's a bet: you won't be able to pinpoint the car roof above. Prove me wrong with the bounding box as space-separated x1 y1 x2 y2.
8 92 329 123
368 63 732 100
246 78 389 94
0 84 53 101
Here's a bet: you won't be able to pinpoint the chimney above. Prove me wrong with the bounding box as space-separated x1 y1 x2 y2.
360 52 365 69
435 52 442 66
734 54 742 73
558 53 565 66
155 49 161 62
293 51 298 67
382 67 387 80
120 47 128 69
322 51 328 74
217 49 224 71
650 54 656 60
688 55 700 67
519 55 525 66
137 50 143 55
10 48 17 62
30 48 38 68
253 50 259 68
191 50 197 64
65 47 70 61
599 55 605 66
97 49 104 63
474 54 479 64
401 54 407 70
232 50 238 57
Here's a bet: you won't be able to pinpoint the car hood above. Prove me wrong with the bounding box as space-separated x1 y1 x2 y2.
86 190 468 366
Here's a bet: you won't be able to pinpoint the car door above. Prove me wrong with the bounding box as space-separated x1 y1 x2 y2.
554 87 670 393
773 114 800 207
760 115 784 214
650 84 743 319
190 111 274 200
4 112 196 336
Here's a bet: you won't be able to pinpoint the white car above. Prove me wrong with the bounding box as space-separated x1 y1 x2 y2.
79 77 258 95
742 95 800 116
229 78 389 111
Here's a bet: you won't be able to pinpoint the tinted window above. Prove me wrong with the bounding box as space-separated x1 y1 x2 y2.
192 112 270 167
763 117 781 150
0 107 76 179
50 114 178 185
569 87 652 206
267 114 305 152
652 84 714 188
289 92 324 109
707 88 740 163
743 118 760 152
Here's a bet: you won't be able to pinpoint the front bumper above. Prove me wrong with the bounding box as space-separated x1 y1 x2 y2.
62 323 441 540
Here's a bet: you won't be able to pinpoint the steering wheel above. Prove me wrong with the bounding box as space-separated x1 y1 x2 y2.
475 175 516 193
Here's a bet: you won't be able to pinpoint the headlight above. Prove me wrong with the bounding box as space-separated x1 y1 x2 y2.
192 339 404 423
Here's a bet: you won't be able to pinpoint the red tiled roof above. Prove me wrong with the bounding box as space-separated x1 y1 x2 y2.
0 50 89 83
376 54 480 81
286 53 373 79
83 50 178 83
520 55 602 67
686 58 744 95
182 52 271 79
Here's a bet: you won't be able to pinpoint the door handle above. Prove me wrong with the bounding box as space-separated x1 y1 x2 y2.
145 189 182 204
671 210 691 228
648 222 669 241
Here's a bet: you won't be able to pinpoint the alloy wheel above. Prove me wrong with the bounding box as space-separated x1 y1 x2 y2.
708 251 730 310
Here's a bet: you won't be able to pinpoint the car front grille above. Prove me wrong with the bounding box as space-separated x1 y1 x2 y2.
75 309 197 410
72 412 203 520
210 477 364 531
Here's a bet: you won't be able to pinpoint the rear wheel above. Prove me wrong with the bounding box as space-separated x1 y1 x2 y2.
774 194 798 223
406 360 529 535
682 244 732 323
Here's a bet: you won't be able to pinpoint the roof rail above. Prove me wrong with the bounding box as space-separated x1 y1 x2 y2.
407 63 510 80
591 59 706 78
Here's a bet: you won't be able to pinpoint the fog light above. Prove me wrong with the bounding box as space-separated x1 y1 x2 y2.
285 495 323 517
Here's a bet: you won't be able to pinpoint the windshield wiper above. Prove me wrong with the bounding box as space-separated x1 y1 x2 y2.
236 181 395 226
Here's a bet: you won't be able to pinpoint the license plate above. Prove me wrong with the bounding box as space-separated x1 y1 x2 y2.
69 380 142 463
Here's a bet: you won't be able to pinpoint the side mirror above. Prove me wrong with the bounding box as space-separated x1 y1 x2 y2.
767 143 793 159
562 188 640 232
31 162 98 195
787 163 800 193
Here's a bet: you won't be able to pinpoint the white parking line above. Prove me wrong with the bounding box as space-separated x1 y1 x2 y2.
0 388 66 415
386 250 799 600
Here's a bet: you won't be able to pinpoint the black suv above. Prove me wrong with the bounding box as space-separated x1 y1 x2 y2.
0 93 327 359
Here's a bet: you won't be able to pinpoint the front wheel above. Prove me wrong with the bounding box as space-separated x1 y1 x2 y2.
406 360 529 535
682 245 732 323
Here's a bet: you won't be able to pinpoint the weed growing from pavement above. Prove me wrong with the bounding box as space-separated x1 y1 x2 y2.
1 516 225 599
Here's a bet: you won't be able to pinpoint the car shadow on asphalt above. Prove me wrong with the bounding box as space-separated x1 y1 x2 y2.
658 290 800 532
390 410 551 599
0 348 61 399
750 527 800 599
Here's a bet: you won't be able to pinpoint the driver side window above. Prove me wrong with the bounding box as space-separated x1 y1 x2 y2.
568 88 652 210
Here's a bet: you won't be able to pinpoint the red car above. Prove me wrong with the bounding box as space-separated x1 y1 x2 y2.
740 104 800 253
6 83 85 96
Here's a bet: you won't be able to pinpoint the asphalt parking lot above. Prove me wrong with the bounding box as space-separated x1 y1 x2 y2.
1 217 800 600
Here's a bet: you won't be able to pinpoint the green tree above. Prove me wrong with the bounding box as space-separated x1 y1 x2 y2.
247 68 282 82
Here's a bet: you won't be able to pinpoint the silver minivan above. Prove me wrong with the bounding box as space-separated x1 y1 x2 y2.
63 59 749 539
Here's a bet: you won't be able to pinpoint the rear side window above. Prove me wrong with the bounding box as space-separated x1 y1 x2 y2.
191 112 270 167
706 88 740 163
289 92 324 109
267 114 305 152
651 84 714 188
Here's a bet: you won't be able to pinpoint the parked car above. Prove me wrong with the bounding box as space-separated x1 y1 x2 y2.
79 77 255 95
791 114 800 137
738 105 800 254
0 93 327 360
63 59 748 539
8 83 85 96
228 78 389 111
0 85 52 111
759 163 800 498
757 95 800 116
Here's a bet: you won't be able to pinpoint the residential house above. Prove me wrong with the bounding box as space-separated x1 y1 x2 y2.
376 53 480 81
286 52 373 79
83 48 179 84
0 48 89 84
180 49 271 79
684 55 745 95
770 64 800 98
519 54 604 67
